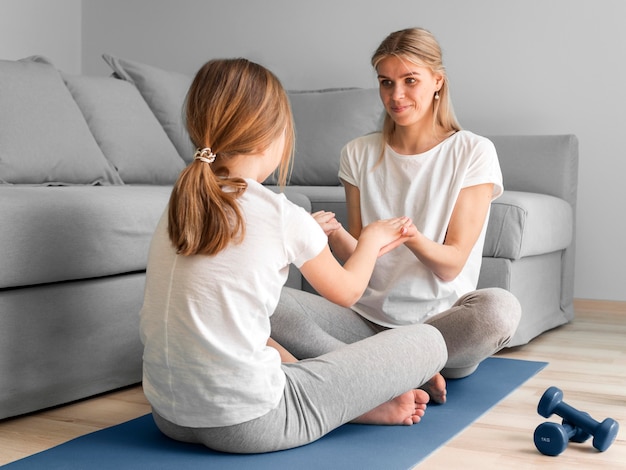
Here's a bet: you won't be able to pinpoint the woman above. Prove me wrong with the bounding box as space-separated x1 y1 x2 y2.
272 28 521 403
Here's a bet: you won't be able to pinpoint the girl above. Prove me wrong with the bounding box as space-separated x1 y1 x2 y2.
271 28 522 404
139 58 448 453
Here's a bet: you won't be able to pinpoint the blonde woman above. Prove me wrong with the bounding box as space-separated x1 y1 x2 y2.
272 28 521 404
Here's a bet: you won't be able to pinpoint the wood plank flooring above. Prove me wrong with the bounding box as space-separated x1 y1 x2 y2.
1 299 624 468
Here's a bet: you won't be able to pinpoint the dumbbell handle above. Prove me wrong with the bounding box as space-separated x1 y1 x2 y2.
539 387 600 432
551 401 599 433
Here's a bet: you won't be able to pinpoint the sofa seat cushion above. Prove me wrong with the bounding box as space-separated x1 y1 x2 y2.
0 186 172 289
484 190 573 260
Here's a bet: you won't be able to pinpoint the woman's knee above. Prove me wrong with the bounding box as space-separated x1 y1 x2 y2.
462 288 521 335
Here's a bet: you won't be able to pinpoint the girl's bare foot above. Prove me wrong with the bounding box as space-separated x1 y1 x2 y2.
420 373 447 404
352 389 429 426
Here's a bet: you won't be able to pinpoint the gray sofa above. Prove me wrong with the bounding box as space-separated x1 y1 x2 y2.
0 55 578 420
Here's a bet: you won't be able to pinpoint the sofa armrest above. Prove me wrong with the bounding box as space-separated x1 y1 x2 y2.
484 191 573 260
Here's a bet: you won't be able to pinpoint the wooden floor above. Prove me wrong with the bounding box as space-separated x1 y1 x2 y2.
0 299 624 468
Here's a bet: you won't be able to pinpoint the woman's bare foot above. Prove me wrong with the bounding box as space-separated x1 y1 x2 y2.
352 389 430 426
420 373 447 404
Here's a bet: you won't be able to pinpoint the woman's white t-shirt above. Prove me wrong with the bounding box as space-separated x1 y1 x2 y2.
140 180 327 428
339 130 503 327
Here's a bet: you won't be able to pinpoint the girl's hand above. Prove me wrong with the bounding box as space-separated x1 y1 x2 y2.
312 210 342 236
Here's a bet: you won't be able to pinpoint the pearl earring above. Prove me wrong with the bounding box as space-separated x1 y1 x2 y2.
434 91 440 100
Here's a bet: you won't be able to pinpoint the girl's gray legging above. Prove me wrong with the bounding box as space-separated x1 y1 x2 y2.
153 321 447 453
152 286 520 453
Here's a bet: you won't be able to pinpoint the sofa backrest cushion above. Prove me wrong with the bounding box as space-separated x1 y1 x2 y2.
280 88 383 186
487 134 579 209
102 54 195 163
0 57 122 185
63 74 186 184
102 55 385 186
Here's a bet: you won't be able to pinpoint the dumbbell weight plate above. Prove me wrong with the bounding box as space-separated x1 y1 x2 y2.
534 422 569 456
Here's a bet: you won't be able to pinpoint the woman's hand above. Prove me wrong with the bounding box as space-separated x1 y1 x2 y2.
360 216 413 256
403 183 494 281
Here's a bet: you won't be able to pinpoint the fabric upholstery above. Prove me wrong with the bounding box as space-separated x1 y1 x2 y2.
63 74 186 184
487 134 578 324
484 190 573 259
101 55 385 185
102 54 195 162
479 253 567 346
0 186 172 289
0 274 144 418
0 57 122 185
281 89 383 186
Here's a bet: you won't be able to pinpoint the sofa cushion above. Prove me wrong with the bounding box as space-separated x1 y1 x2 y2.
484 190 573 260
279 89 383 186
101 55 385 185
0 57 122 185
0 185 172 289
63 74 186 184
102 54 195 163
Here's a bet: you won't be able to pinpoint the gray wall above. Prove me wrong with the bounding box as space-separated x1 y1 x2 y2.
0 0 81 73
2 0 625 302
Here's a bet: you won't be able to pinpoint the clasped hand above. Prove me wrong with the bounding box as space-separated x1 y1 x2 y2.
312 211 412 257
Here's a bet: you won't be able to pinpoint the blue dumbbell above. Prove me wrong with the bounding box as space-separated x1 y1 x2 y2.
534 419 591 456
537 386 619 453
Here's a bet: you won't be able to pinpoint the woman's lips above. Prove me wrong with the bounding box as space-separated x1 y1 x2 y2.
390 104 410 113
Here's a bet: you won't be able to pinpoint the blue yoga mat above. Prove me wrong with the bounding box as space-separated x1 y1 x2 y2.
4 357 546 470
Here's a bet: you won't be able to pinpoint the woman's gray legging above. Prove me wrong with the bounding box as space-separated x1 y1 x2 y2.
153 320 447 453
269 286 521 378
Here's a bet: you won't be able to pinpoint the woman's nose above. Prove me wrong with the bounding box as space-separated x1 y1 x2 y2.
392 85 404 100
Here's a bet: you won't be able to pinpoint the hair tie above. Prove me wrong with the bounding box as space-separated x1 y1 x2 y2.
194 147 216 164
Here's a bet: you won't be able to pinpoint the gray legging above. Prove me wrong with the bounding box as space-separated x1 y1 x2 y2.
153 321 447 453
152 286 519 453
270 286 522 378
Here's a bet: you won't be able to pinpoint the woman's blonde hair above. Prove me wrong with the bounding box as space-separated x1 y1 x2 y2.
371 27 461 144
168 58 294 256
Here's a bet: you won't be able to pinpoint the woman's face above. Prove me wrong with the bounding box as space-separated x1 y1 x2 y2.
376 55 442 130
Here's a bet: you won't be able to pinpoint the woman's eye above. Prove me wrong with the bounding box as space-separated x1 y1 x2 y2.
405 77 417 85
380 80 392 87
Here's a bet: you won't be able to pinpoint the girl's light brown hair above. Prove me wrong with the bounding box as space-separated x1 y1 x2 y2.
371 28 461 146
168 58 294 256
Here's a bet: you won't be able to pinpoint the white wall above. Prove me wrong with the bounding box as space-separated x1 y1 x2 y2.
2 0 625 301
0 0 82 73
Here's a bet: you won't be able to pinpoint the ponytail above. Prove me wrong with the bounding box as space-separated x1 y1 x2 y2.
168 158 246 256
167 58 293 256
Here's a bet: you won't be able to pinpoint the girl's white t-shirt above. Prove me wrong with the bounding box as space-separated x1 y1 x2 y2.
140 180 327 428
339 130 503 327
